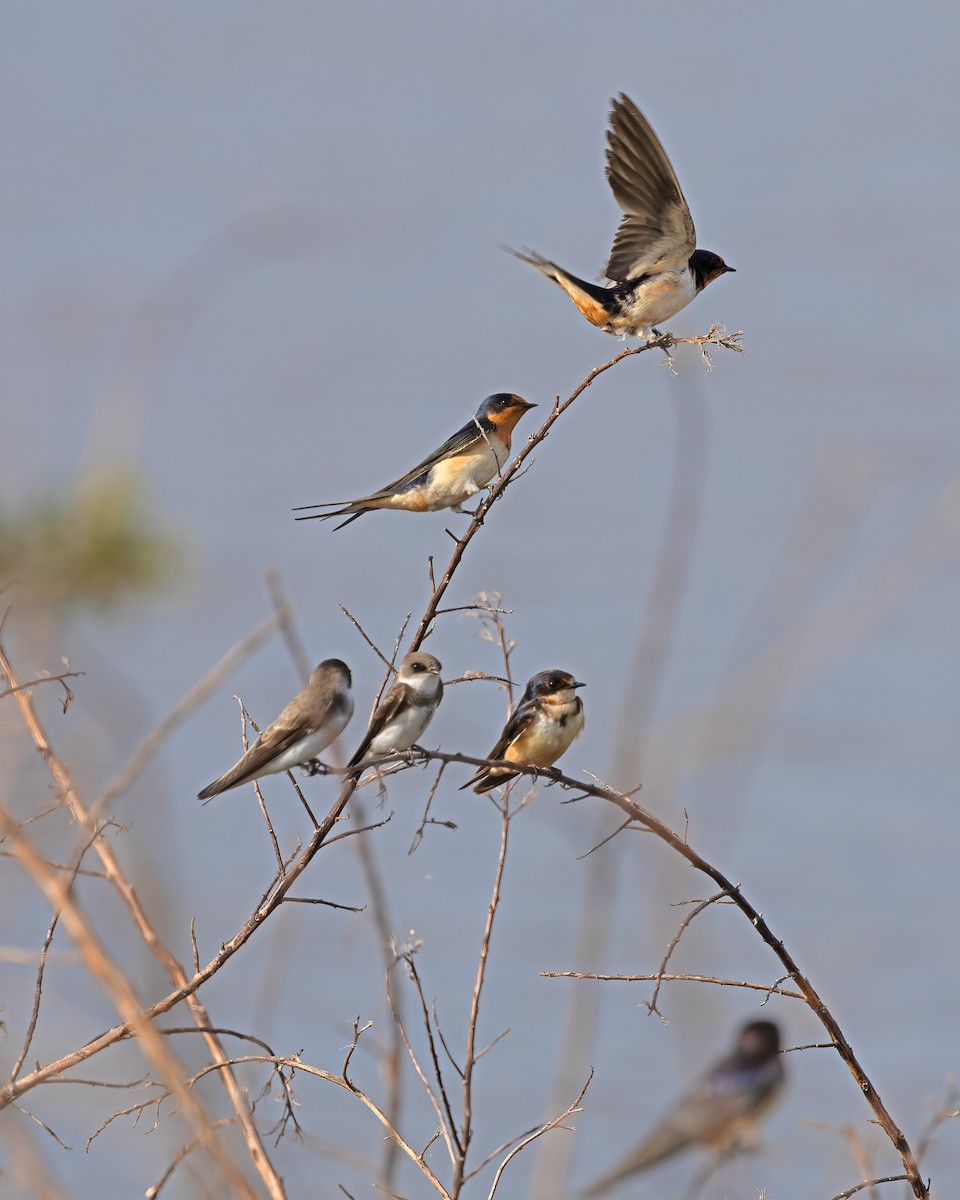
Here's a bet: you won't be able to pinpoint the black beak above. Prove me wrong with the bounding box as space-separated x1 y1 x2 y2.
723 264 736 274
572 681 586 689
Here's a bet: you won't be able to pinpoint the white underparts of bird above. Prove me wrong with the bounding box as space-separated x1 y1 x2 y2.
198 659 353 801
347 652 443 771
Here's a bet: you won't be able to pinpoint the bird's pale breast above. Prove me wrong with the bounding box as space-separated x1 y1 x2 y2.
423 444 503 508
616 268 698 334
505 703 583 768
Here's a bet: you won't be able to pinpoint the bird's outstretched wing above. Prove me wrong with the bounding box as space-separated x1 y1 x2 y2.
604 94 696 281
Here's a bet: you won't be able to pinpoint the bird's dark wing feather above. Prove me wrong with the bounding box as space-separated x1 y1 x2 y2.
198 719 312 799
293 418 484 516
347 682 407 768
604 94 696 281
461 699 536 791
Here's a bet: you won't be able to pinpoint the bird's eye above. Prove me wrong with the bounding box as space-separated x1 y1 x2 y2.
412 662 424 672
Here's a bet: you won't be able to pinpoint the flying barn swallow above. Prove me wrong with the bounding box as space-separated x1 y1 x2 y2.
584 1019 786 1195
198 659 353 801
294 394 536 529
347 652 443 770
506 94 734 340
462 669 585 794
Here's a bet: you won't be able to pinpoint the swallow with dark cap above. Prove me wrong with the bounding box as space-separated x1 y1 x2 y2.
347 651 443 771
198 659 354 801
506 94 734 340
584 1019 785 1195
462 669 585 794
294 394 536 529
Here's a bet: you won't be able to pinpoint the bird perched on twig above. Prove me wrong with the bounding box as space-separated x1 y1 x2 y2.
347 652 443 771
463 669 585 794
506 94 734 340
198 659 353 801
583 1019 786 1195
294 394 536 529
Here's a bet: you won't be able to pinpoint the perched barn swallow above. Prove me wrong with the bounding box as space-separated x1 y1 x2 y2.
462 669 585 794
584 1019 786 1195
198 659 353 801
347 652 444 770
506 94 734 339
294 394 536 530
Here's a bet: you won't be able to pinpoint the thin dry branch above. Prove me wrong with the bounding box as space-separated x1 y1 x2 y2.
0 806 256 1199
0 638 285 1200
542 970 805 1000
407 335 733 653
90 610 286 822
828 1178 911 1200
146 1117 236 1200
359 748 929 1198
642 891 733 1021
452 791 512 1197
486 1070 592 1200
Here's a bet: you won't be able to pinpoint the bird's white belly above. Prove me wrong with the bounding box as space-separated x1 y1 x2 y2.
261 720 347 777
366 705 433 760
623 269 698 331
424 446 502 508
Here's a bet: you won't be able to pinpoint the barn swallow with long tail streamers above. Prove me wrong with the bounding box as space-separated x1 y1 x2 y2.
506 94 734 340
294 394 536 529
198 659 353 801
347 652 443 771
583 1020 785 1195
462 670 585 794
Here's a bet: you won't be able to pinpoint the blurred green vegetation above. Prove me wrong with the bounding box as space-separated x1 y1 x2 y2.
0 470 183 610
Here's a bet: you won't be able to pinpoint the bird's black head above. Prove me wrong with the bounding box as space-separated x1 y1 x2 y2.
527 669 586 698
690 248 735 291
478 393 537 425
736 1020 781 1063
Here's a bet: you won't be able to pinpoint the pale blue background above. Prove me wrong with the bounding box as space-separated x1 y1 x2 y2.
1 3 958 1197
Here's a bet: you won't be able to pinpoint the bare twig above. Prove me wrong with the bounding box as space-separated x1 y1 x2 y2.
0 806 257 1198
486 1070 592 1200
829 1178 911 1200
642 891 732 1021
0 638 285 1200
540 970 804 999
453 791 512 1196
90 611 286 823
146 1117 236 1200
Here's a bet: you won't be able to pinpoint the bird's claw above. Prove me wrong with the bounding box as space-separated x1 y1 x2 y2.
300 759 331 777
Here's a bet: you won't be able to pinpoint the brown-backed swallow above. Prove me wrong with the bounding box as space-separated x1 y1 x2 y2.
294 394 536 529
462 669 585 794
347 652 443 770
583 1020 785 1195
198 659 353 801
505 94 734 339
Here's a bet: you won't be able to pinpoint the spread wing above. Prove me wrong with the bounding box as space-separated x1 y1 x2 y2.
347 681 407 768
604 94 696 281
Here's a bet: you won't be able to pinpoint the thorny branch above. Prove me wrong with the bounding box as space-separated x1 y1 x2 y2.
0 335 937 1199
407 330 739 653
